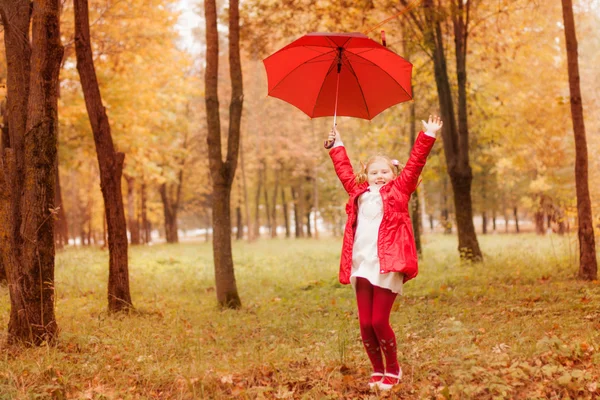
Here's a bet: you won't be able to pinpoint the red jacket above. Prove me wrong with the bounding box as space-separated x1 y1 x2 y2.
330 132 436 285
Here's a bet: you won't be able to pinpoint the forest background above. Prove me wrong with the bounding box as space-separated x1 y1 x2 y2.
1 0 600 398
1 0 598 246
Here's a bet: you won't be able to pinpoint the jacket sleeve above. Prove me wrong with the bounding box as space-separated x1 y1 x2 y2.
329 146 357 195
394 131 436 194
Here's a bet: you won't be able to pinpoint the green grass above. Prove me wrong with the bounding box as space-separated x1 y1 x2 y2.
1 234 599 399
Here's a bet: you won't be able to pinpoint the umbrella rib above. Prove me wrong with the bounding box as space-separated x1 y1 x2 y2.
267 47 337 95
309 47 371 119
311 37 369 118
323 35 354 49
310 60 339 118
347 49 413 106
339 56 371 119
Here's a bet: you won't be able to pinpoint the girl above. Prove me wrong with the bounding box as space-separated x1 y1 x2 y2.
327 115 442 391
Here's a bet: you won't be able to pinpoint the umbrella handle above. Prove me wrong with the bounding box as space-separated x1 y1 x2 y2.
324 119 337 149
324 72 341 150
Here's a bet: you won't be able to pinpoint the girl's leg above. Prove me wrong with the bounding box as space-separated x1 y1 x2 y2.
371 285 399 375
355 278 385 374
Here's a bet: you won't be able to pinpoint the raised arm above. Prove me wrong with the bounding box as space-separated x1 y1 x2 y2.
327 127 357 195
394 115 442 194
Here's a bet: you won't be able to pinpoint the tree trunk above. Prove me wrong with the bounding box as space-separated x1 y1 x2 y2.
125 175 140 245
0 87 8 282
291 186 303 237
412 0 481 260
492 210 497 232
305 211 312 238
0 0 31 294
253 162 264 239
74 0 132 312
204 209 211 242
54 160 69 248
159 132 186 244
79 203 87 245
298 183 305 237
534 209 545 234
441 178 451 234
270 165 280 238
561 0 597 280
451 173 480 256
481 177 487 235
53 75 68 249
239 139 253 241
263 177 272 236
409 99 421 254
0 0 62 344
281 186 290 238
88 197 94 247
513 206 520 233
204 0 243 308
235 205 243 240
1 90 8 152
140 179 150 244
159 183 179 243
556 207 566 235
212 184 241 307
482 211 487 235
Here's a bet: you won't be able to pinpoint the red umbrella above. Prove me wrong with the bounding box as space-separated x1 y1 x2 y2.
263 32 413 147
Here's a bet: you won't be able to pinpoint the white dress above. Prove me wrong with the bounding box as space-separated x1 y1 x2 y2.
350 184 404 294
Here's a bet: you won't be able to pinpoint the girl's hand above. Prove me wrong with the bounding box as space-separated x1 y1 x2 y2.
324 126 343 149
421 115 443 135
328 126 341 142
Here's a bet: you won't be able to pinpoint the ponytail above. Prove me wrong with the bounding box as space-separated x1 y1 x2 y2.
355 161 368 184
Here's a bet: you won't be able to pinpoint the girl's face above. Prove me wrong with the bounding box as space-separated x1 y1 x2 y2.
367 159 395 186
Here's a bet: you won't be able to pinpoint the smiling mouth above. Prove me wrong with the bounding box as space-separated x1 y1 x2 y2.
376 180 386 185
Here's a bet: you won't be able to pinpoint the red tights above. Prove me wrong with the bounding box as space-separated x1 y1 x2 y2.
355 277 399 374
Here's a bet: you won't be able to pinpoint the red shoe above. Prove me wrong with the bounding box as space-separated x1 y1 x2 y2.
379 369 402 390
368 372 385 389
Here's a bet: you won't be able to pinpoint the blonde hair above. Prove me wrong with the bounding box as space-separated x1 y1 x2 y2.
355 155 403 185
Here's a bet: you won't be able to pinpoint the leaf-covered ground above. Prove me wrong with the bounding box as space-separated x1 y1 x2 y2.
1 234 599 399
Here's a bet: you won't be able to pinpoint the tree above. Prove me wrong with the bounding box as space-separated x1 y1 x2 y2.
54 153 69 248
560 0 597 280
0 0 63 344
424 0 482 260
74 0 133 312
401 0 482 259
204 0 244 308
159 136 186 244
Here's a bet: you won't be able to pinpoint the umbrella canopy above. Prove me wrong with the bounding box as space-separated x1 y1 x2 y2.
263 32 413 121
